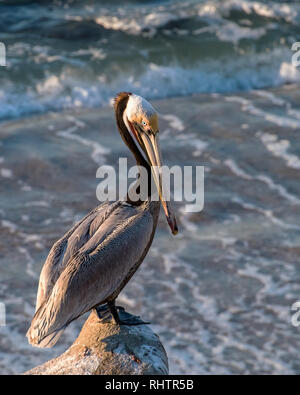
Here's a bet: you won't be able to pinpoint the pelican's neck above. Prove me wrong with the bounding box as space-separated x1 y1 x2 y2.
114 92 152 204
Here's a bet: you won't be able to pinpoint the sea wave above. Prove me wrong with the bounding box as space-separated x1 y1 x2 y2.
1 47 299 121
0 0 300 120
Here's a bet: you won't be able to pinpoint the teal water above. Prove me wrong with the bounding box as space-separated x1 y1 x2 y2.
0 0 300 119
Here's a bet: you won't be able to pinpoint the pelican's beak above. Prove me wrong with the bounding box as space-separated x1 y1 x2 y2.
139 131 178 235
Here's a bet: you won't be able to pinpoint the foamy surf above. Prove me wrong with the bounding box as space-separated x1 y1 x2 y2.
1 0 300 121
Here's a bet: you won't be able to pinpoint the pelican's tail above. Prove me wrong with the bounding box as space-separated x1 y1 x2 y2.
26 326 66 348
26 303 67 348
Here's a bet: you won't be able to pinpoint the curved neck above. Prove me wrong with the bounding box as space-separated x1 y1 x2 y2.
114 92 152 203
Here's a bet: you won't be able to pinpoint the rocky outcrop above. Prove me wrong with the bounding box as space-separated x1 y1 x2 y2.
24 309 168 375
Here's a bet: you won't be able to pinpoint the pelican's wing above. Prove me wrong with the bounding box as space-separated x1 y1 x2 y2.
35 201 121 312
27 202 154 347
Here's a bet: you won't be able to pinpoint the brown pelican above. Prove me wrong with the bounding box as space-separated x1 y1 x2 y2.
26 92 178 348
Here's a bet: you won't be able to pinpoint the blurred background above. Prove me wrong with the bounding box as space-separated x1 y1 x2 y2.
1 0 300 375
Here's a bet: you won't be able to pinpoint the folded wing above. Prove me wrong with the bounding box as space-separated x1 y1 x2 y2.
27 201 153 347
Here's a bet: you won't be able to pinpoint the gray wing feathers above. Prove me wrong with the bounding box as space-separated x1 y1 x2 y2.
27 203 153 347
35 201 119 312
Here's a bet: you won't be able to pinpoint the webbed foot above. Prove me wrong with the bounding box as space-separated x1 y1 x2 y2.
95 302 150 326
114 307 150 326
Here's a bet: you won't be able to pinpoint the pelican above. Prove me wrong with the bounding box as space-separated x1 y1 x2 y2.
26 92 178 348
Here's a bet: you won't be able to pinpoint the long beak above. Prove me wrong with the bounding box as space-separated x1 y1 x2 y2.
139 131 178 235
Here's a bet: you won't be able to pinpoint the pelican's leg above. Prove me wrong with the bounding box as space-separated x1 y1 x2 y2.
94 304 112 323
107 300 150 326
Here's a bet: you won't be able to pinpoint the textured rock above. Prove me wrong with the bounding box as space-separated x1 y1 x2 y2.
24 309 168 375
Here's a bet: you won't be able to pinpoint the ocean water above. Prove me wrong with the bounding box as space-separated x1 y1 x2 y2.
0 0 300 120
1 0 300 375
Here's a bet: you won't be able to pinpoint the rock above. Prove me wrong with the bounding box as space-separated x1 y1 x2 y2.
23 309 168 375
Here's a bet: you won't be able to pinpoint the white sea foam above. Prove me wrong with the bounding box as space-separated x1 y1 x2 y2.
226 96 300 129
280 62 300 83
1 219 18 233
25 201 50 207
18 246 39 280
253 90 286 107
222 0 300 24
258 132 300 170
71 48 106 60
56 117 110 165
253 89 300 123
36 75 62 95
224 158 252 180
160 114 185 132
192 139 209 157
233 196 300 231
95 11 178 36
0 168 13 178
255 174 300 204
153 243 294 374
216 22 266 44
20 184 32 192
224 158 300 204
1 46 299 122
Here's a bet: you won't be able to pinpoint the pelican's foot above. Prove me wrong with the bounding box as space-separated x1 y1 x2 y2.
94 304 113 323
95 304 109 315
115 308 150 326
95 303 150 326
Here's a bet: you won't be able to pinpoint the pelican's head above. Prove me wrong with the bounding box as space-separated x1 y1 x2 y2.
114 92 178 235
125 94 159 135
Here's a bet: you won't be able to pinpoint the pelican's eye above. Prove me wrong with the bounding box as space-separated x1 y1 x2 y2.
141 121 147 127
